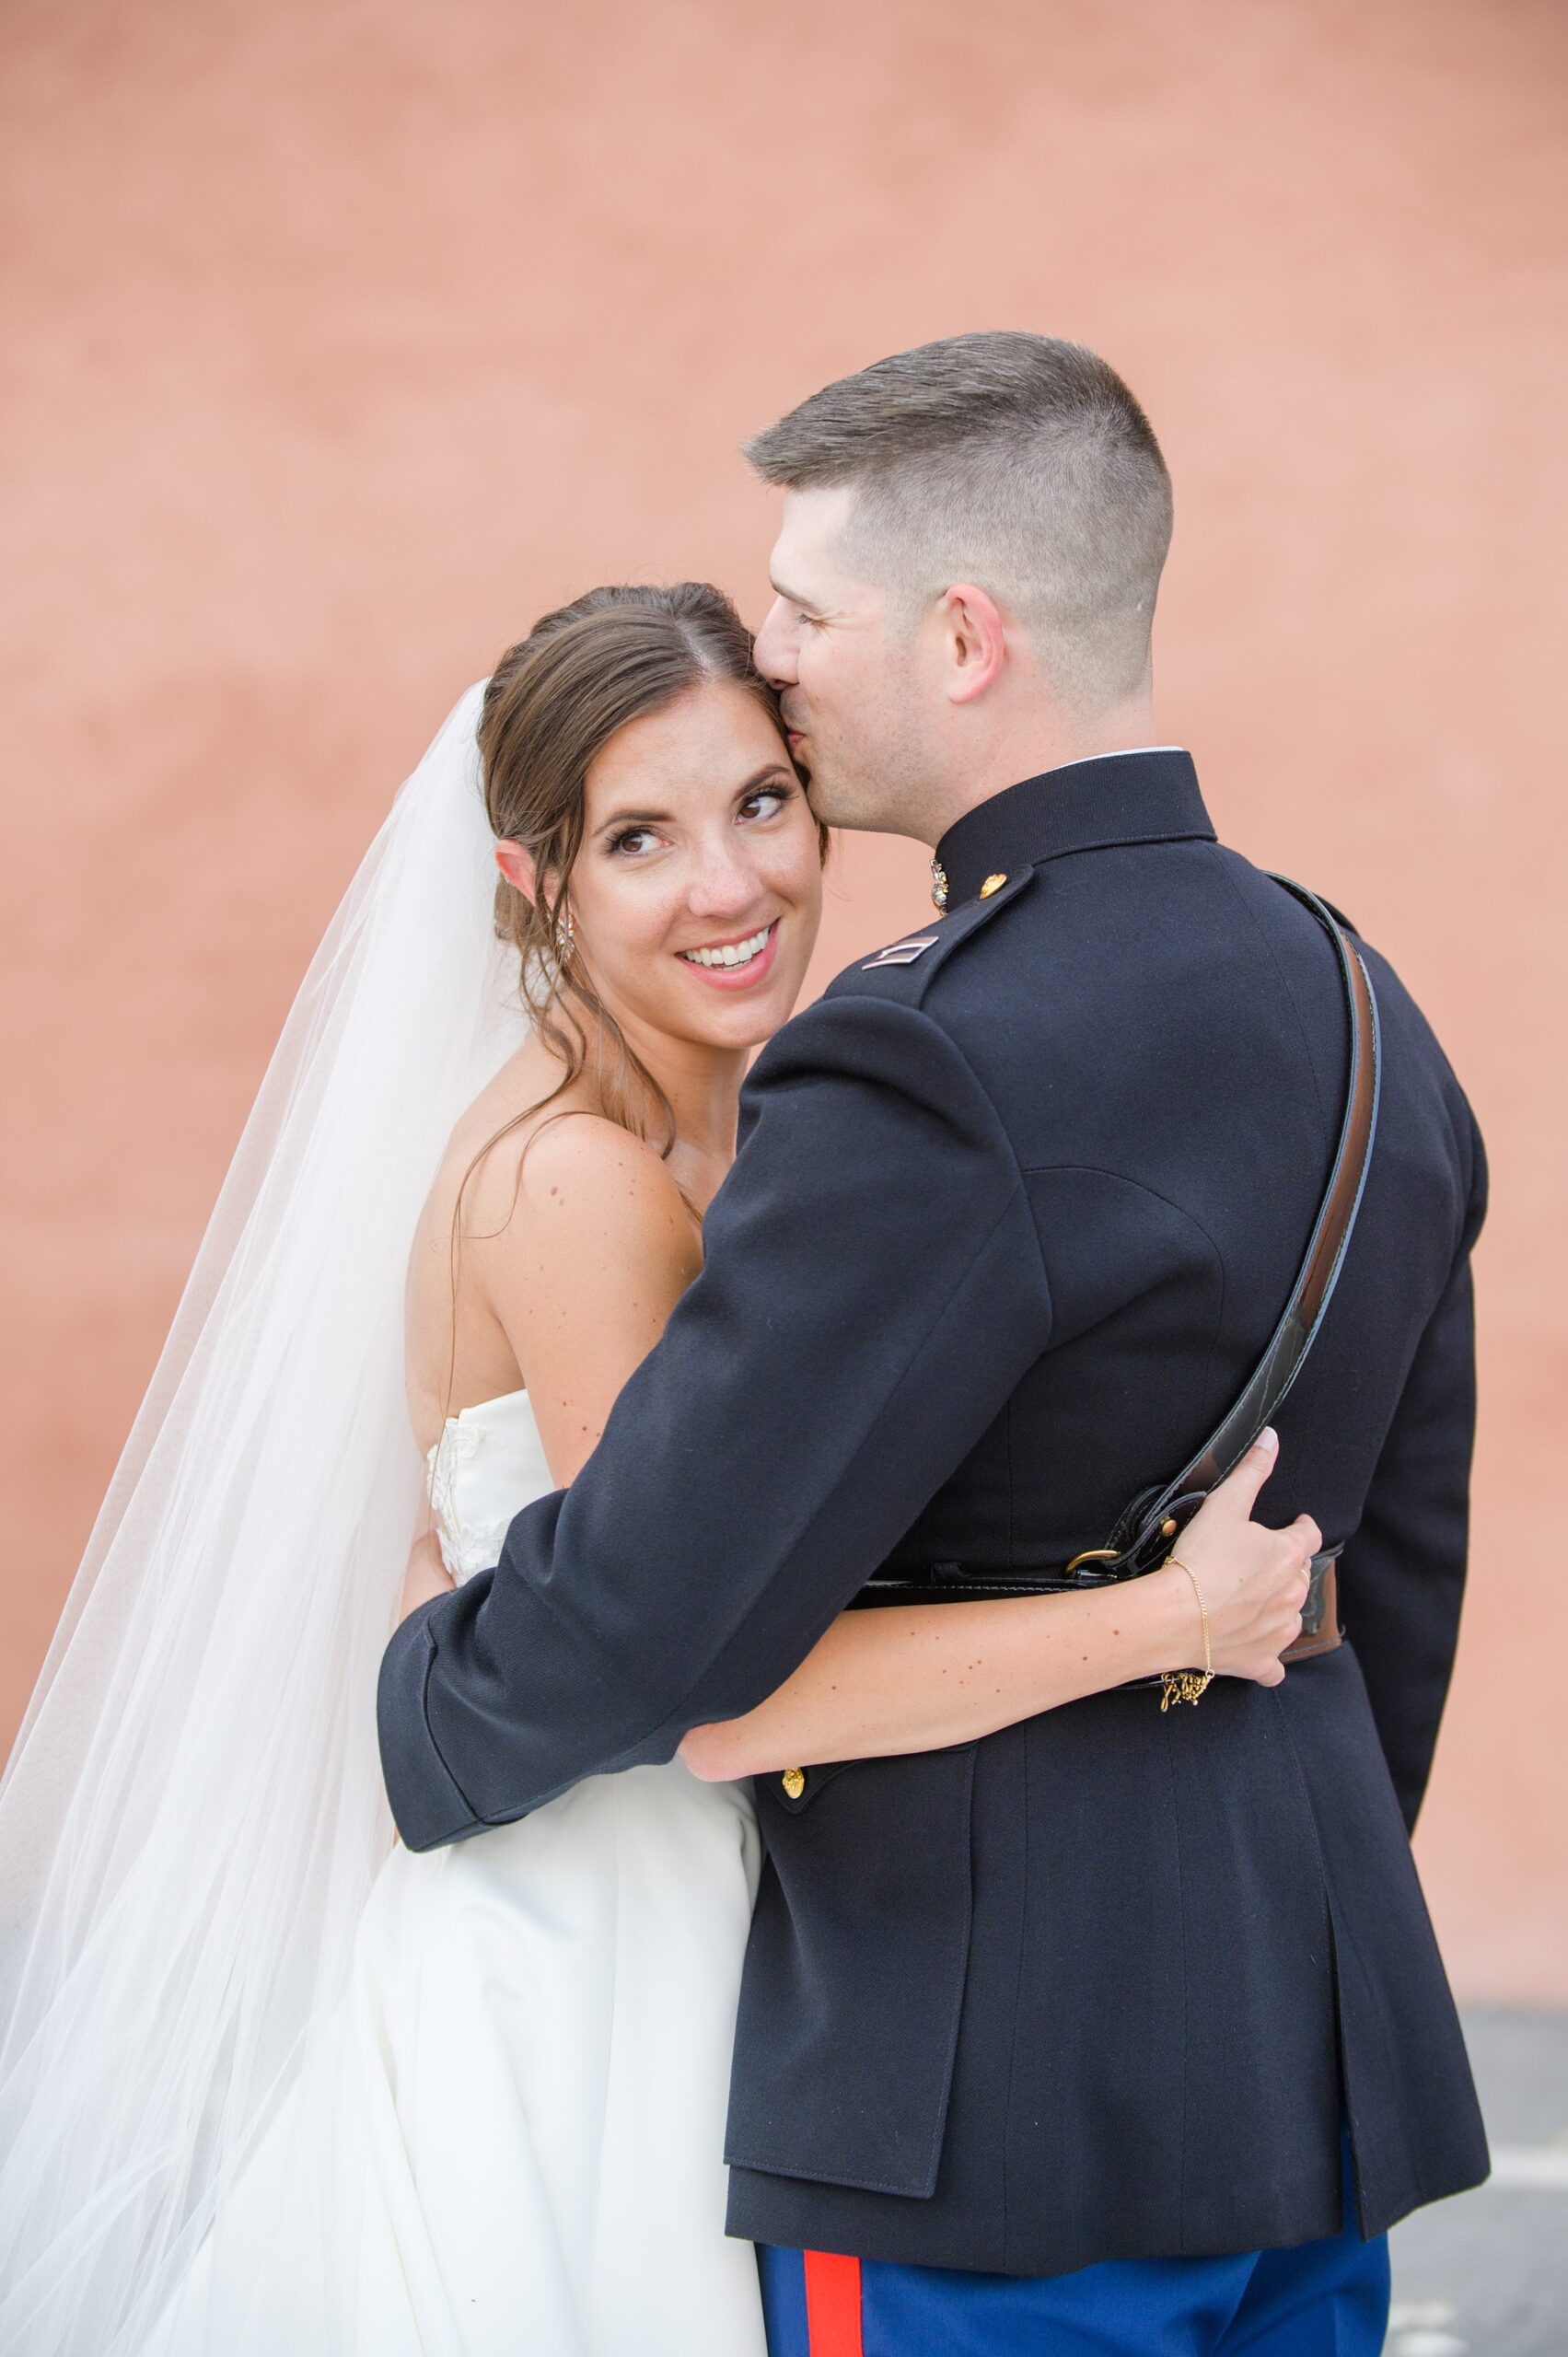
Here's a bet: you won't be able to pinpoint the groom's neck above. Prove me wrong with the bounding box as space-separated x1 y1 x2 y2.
921 687 1164 846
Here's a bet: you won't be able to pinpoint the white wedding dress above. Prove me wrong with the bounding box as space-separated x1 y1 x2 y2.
149 1387 768 2357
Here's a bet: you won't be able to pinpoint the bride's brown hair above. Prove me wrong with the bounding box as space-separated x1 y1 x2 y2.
441 582 826 1421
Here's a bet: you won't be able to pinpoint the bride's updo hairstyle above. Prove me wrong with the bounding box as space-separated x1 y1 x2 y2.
444 585 825 1349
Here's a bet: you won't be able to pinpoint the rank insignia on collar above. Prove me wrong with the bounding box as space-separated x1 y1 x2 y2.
863 933 939 970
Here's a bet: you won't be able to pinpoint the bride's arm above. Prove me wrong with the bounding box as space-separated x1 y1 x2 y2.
678 1433 1318 1779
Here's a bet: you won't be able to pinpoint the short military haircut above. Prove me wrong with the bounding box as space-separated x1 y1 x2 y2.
744 331 1173 710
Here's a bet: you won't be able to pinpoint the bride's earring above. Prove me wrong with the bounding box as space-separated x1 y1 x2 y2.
552 902 575 964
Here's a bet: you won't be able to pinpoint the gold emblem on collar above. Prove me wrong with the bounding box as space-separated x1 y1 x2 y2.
979 872 1008 898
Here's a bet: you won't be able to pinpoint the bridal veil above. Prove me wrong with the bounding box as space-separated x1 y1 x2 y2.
0 679 531 2353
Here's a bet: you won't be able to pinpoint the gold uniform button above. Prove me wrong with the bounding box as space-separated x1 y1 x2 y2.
979 872 1008 898
781 1767 806 1800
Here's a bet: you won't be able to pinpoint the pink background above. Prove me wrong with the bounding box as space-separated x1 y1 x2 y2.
4 1 1564 1995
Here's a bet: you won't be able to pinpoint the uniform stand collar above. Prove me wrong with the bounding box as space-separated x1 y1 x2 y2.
934 749 1215 909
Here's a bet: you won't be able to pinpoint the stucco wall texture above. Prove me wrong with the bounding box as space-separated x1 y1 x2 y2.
3 2 1563 1998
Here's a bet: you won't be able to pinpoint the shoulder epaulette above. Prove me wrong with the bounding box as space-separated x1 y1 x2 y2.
826 866 1036 1007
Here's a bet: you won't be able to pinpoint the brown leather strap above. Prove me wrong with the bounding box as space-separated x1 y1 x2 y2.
1085 877 1382 1585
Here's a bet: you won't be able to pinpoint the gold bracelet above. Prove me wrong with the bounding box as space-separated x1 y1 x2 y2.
1160 1556 1214 1712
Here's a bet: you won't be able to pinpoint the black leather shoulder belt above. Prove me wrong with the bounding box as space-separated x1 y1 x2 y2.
851 876 1383 1641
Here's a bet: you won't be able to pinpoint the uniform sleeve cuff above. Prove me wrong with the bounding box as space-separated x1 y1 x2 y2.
377 1613 482 1850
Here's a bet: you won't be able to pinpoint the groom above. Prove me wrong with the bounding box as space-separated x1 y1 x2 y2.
379 334 1488 2351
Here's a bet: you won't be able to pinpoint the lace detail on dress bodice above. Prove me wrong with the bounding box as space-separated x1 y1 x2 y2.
424 1387 555 1582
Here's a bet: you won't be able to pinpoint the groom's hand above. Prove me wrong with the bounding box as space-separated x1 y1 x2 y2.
397 1531 456 1628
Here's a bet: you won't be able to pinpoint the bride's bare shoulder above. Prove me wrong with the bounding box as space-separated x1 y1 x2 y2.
433 1038 691 1255
498 1109 696 1260
460 1112 703 1399
406 1057 703 1450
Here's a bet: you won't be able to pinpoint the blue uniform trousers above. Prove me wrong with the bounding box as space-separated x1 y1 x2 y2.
756 2132 1389 2356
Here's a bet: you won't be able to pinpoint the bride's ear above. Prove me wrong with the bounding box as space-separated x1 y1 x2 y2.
494 840 539 905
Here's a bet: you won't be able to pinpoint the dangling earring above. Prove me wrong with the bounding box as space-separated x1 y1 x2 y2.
552 901 575 963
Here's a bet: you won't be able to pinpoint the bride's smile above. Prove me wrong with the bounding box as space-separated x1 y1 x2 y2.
679 914 783 980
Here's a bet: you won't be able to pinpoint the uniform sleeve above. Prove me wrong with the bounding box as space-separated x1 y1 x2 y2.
377 993 1054 1850
1342 1097 1488 1832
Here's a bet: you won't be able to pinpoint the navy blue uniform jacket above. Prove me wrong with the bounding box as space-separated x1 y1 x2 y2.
378 750 1488 2275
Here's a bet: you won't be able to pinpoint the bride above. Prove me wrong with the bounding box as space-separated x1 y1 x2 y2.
0 582 1316 2355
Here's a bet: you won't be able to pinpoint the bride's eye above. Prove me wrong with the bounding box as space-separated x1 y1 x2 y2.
738 786 792 824
608 825 658 858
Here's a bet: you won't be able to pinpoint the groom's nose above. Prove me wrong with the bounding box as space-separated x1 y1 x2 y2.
753 598 796 687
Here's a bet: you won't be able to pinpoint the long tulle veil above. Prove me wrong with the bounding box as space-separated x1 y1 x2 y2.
0 677 532 2353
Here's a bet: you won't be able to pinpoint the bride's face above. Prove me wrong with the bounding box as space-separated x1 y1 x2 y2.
563 679 823 1056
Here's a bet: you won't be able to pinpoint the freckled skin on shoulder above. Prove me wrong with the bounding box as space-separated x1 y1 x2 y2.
463 1112 703 1488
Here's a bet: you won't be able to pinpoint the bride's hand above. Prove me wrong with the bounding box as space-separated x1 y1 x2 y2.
1151 1430 1320 1688
397 1530 455 1627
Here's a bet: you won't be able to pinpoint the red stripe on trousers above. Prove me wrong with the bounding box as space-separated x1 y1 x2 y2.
803 2249 864 2357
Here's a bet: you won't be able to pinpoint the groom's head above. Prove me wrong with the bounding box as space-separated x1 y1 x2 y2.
746 332 1172 838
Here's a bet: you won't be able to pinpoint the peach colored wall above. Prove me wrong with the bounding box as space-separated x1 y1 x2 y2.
3 1 1564 1996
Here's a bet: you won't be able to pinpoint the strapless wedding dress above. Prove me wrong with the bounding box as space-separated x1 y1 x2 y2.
150 1388 766 2357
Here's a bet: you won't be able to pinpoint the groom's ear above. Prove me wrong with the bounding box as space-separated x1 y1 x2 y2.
937 583 1008 705
494 840 540 904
